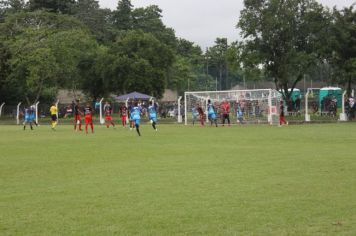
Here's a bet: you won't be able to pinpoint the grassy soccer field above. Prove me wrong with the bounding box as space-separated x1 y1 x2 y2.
0 124 355 235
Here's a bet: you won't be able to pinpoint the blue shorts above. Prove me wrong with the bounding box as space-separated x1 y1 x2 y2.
25 116 34 123
135 119 141 125
208 113 216 120
149 114 157 122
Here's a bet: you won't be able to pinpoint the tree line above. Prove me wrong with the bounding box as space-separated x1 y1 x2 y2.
0 0 354 105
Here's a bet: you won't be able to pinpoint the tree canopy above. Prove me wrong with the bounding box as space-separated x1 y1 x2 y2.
0 0 354 105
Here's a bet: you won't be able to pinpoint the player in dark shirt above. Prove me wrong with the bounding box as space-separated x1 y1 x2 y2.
84 103 94 134
103 102 115 128
74 100 83 131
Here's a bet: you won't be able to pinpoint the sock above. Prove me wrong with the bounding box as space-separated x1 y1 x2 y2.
152 122 156 130
135 124 141 136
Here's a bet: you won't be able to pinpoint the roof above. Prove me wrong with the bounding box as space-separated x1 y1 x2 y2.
113 91 153 101
320 87 342 91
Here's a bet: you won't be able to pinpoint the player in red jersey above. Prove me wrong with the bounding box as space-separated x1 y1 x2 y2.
279 100 288 126
197 105 205 126
103 102 115 128
119 104 128 127
220 99 231 126
84 103 94 134
74 100 83 131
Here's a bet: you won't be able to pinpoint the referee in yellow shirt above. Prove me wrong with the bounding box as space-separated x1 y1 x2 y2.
50 102 58 130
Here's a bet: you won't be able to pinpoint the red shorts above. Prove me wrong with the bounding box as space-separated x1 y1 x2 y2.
105 115 112 121
121 116 127 121
74 114 81 121
85 115 92 124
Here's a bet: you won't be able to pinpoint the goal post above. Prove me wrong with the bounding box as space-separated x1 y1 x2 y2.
184 89 281 125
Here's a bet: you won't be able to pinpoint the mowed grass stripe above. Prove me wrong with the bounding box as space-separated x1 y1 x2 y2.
0 124 355 235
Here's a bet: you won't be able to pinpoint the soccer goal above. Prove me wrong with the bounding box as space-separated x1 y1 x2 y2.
184 89 282 125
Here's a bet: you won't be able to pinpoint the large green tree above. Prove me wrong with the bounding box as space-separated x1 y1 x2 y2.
331 5 356 95
206 38 229 90
72 0 114 43
0 11 96 104
132 5 176 49
238 0 331 100
28 0 75 14
112 0 133 31
108 30 174 98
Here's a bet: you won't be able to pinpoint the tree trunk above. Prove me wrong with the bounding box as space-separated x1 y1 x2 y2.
347 76 352 96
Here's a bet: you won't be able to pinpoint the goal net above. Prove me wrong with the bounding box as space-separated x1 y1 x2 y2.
184 89 282 125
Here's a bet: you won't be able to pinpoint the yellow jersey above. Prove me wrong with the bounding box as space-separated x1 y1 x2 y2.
50 106 57 115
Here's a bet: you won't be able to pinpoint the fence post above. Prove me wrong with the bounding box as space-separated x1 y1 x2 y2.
55 100 59 124
35 101 40 125
339 91 347 121
16 102 22 125
184 93 187 125
205 97 209 123
99 98 104 124
177 96 182 123
268 89 272 124
305 91 310 122
0 102 4 117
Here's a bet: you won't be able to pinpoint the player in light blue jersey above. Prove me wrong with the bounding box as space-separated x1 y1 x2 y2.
131 101 142 136
207 100 218 127
192 105 199 126
148 102 158 131
23 105 36 130
236 102 244 124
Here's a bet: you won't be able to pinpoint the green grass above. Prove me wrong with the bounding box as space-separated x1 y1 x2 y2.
0 123 355 235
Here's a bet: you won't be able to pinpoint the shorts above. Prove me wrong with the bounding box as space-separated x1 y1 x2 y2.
51 114 57 121
25 117 33 123
105 115 112 121
149 114 157 122
208 113 216 120
222 114 230 119
74 115 81 121
85 115 92 124
134 119 141 125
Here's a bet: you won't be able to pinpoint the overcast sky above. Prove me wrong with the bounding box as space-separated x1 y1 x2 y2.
99 0 355 49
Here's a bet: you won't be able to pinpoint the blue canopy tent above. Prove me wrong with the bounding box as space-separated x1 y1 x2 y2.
113 91 153 101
